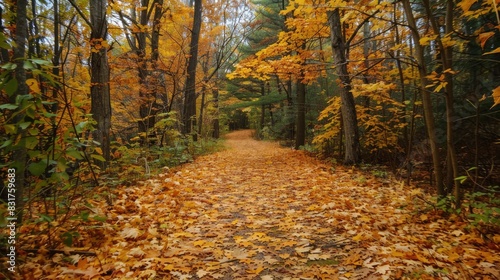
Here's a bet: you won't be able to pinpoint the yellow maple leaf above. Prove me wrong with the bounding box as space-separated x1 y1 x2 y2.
478 32 495 49
352 233 364 241
238 241 254 247
491 86 500 108
263 255 279 265
344 252 363 265
484 47 500 55
250 232 271 242
196 269 209 278
419 35 437 46
493 235 500 243
231 248 249 259
282 240 298 247
458 0 477 12
279 253 290 259
376 264 391 275
391 251 405 257
193 240 206 247
26 78 40 93
246 266 264 274
447 251 461 262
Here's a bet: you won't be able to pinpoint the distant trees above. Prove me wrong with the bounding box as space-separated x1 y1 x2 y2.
228 0 500 205
0 0 254 228
115 0 167 136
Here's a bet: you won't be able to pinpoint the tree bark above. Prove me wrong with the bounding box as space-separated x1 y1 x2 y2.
422 0 460 204
183 0 202 139
212 88 220 138
137 0 151 135
90 0 111 168
11 0 29 223
198 79 207 136
260 81 266 131
295 75 306 149
328 8 360 165
402 0 444 196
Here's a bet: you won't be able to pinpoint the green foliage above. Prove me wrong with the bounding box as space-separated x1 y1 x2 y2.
224 92 287 110
432 170 500 233
0 54 104 251
451 169 500 232
371 169 388 178
106 132 225 186
298 143 317 153
435 195 459 214
60 231 81 247
464 186 500 232
253 126 268 140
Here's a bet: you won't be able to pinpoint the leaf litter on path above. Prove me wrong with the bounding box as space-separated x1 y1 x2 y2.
13 130 500 279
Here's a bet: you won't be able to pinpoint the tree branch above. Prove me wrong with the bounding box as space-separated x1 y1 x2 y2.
67 0 93 29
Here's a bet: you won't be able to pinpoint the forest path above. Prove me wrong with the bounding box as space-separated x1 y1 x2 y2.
59 130 499 279
162 129 345 279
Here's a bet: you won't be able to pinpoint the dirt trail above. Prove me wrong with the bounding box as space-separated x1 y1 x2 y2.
165 130 342 278
64 130 498 279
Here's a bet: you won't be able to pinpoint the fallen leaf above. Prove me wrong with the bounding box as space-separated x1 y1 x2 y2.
120 227 141 239
376 264 391 275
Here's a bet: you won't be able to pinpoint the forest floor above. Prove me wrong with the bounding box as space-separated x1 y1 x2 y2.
13 130 500 279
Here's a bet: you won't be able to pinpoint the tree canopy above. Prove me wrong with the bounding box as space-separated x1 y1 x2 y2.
0 0 499 277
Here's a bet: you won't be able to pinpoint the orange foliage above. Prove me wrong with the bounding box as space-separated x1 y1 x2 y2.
12 130 500 278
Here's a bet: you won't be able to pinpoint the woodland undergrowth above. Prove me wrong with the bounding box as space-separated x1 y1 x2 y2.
2 130 500 279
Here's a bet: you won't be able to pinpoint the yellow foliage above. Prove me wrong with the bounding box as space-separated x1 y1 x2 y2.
491 86 500 108
26 78 41 93
459 0 478 12
419 35 437 46
478 32 496 48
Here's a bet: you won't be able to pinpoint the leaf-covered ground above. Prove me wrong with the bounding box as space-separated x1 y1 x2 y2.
12 130 500 279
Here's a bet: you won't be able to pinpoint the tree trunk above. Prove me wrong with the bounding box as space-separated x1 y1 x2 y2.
90 0 111 168
137 0 151 135
212 88 220 138
422 0 460 204
328 8 360 165
198 80 207 136
11 0 29 223
147 0 165 137
183 0 202 140
151 0 164 63
402 0 444 196
295 76 306 149
260 81 266 131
